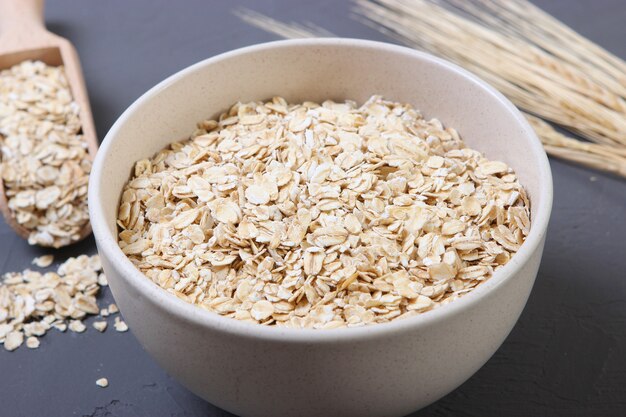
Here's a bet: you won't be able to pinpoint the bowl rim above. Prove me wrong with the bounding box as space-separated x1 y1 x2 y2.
89 38 553 343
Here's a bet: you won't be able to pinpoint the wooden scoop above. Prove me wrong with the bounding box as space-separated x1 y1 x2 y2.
0 0 98 246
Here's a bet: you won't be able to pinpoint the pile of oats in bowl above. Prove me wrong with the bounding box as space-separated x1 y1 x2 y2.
0 60 91 247
117 95 530 329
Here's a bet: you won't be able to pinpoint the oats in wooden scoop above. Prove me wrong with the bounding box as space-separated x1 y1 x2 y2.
0 60 91 247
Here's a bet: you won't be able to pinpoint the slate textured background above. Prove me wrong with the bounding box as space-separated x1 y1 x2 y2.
0 1 625 416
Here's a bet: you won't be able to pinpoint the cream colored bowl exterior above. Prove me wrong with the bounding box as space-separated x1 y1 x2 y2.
89 39 552 417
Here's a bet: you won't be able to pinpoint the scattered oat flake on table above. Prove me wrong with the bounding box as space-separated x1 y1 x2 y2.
113 317 128 332
0 60 91 248
32 254 54 268
97 273 108 286
68 320 86 333
53 322 67 332
92 321 107 332
117 96 531 329
108 303 119 314
23 321 47 337
26 336 40 349
4 331 24 351
96 378 109 388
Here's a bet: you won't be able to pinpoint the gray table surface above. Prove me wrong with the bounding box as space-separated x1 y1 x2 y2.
1 1 625 416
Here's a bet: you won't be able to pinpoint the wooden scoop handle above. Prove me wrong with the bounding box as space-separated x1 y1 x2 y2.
0 0 46 39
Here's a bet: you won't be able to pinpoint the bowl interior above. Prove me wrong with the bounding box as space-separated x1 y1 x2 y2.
91 38 551 334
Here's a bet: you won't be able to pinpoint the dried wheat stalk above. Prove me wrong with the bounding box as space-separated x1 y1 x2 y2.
449 0 626 96
525 114 626 177
235 4 626 178
355 0 626 148
233 8 332 39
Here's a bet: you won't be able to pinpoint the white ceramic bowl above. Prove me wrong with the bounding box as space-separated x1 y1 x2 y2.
89 39 552 417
